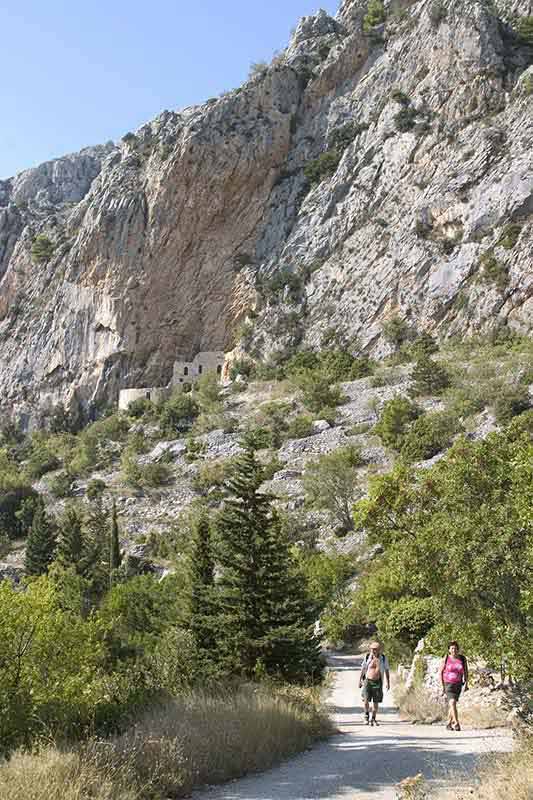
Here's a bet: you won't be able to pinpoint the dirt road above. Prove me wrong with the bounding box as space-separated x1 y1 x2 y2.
193 653 513 800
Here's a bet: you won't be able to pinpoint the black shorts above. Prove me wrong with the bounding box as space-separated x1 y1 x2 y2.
445 682 462 701
362 679 383 703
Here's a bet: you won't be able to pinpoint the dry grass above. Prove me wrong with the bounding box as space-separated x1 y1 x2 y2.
440 737 533 800
0 684 333 800
394 681 447 724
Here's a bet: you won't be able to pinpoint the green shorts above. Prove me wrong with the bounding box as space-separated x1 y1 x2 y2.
362 678 383 703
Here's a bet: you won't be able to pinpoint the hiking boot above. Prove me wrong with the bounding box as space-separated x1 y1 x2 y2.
364 712 370 725
372 717 379 726
446 722 453 730
453 723 461 731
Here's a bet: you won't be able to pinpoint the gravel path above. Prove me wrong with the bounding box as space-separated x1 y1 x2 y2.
193 653 513 800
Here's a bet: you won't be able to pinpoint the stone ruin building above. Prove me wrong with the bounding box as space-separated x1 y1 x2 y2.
118 350 226 411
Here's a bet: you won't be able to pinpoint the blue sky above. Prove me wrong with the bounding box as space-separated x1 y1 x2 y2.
0 1 339 179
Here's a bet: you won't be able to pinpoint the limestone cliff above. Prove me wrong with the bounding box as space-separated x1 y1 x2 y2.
1 0 532 421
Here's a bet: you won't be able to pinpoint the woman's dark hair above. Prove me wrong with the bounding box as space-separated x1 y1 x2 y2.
448 641 460 651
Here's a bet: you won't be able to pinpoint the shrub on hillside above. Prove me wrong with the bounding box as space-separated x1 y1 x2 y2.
479 251 509 290
374 397 422 450
24 434 61 478
86 478 106 501
516 15 533 45
382 316 411 349
493 384 532 424
159 394 199 435
409 332 438 360
498 223 522 250
31 234 55 264
293 369 345 413
363 0 386 31
400 412 459 463
287 414 315 440
126 397 154 418
48 471 73 499
304 150 342 185
303 445 363 533
411 356 451 396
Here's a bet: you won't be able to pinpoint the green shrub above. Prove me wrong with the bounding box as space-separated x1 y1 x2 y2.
497 223 522 250
229 358 255 380
293 369 345 413
374 397 422 450
285 350 321 375
86 478 106 500
363 0 386 32
328 122 365 151
386 597 436 649
394 106 417 132
304 150 342 185
479 251 509 290
303 446 364 532
391 89 410 106
411 356 451 396
321 350 373 382
493 385 532 424
400 412 458 463
159 394 199 435
140 462 172 488
516 15 533 45
31 234 55 264
382 316 411 349
48 471 73 499
126 397 154 418
24 435 61 478
429 0 446 27
287 414 315 439
409 332 438 360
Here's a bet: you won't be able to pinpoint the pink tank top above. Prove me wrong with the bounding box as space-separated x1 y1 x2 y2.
443 655 464 685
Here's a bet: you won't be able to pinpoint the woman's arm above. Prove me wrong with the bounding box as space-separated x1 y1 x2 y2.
463 658 469 690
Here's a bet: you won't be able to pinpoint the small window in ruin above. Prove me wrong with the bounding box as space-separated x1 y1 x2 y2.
184 366 189 376
198 365 203 374
217 365 222 375
146 392 151 401
179 378 183 383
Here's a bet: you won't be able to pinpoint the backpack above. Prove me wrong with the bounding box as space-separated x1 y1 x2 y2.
362 652 386 677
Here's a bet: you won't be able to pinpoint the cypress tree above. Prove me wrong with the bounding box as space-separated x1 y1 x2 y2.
109 501 122 586
24 503 57 576
189 512 217 663
56 503 84 572
80 501 108 594
216 447 322 682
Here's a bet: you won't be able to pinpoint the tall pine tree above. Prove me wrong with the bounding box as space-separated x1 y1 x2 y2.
216 447 322 682
109 501 122 587
25 502 57 576
56 503 84 572
189 512 217 664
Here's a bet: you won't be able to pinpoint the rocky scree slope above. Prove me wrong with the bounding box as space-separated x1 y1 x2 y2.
1 0 532 422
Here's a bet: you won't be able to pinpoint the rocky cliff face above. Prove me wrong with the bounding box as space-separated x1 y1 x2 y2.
1 0 532 422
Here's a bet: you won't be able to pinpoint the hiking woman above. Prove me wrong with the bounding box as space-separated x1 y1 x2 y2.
440 641 469 731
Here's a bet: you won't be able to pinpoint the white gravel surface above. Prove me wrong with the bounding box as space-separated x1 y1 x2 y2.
193 653 513 800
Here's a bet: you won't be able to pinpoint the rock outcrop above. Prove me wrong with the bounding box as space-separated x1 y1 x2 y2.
1 0 532 422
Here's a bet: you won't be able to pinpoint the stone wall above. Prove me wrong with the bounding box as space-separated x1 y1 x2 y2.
172 351 226 386
118 387 171 411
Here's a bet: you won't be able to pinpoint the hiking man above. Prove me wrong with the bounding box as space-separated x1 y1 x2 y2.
359 641 390 726
440 640 469 731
